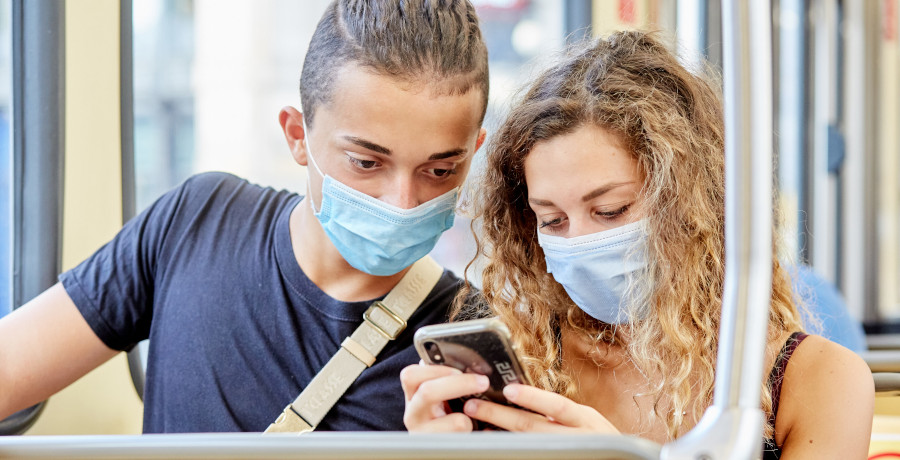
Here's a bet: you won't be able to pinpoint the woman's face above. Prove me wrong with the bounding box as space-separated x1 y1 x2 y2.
524 124 645 238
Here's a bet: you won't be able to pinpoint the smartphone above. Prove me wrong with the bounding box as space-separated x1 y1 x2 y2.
413 317 532 429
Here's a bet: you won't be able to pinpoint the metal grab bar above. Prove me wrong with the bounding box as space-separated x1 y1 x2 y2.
861 350 900 373
0 432 661 460
662 0 775 459
874 373 900 397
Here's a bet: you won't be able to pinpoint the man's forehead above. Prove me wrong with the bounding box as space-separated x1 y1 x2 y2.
311 78 480 141
325 63 485 122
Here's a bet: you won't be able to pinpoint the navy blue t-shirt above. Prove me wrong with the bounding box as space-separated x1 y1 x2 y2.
59 172 462 433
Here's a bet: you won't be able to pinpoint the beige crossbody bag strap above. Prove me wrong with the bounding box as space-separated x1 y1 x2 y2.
264 255 444 434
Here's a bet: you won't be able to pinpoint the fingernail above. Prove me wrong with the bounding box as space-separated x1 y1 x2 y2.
476 374 490 390
503 384 519 401
464 398 480 415
432 404 447 418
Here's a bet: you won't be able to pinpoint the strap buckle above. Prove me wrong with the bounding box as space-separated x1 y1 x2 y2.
363 301 407 340
264 404 314 434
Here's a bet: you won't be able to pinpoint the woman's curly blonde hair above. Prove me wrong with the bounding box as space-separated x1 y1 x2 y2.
452 30 803 440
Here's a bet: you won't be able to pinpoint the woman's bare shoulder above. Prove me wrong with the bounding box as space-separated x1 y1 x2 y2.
775 334 873 458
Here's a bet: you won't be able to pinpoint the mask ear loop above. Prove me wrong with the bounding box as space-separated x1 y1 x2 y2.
301 117 326 213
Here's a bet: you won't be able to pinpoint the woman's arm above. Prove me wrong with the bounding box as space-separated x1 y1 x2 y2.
776 335 874 459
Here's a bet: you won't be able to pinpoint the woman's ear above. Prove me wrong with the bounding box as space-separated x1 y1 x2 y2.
279 106 308 166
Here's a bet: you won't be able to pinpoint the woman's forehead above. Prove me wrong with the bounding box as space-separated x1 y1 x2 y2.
523 125 641 190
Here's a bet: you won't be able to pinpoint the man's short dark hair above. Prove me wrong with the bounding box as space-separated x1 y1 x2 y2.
300 0 489 127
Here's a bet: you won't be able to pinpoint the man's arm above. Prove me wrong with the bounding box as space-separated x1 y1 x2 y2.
0 283 118 420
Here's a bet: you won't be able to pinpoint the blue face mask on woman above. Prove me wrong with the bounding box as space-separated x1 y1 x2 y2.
303 121 458 276
537 219 649 324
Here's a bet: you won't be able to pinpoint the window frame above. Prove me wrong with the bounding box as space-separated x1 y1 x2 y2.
1 0 66 436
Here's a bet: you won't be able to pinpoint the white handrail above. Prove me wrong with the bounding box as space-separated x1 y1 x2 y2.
0 432 660 459
661 0 775 458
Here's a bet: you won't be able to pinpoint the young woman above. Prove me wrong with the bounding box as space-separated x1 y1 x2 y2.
401 31 874 458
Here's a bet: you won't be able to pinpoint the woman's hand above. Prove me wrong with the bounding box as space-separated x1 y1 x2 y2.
400 363 490 432
462 383 620 434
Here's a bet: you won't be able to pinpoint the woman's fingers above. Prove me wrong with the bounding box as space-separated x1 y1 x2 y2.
501 384 587 426
400 363 490 432
401 364 489 405
411 412 475 433
399 363 462 403
409 372 490 409
463 398 564 433
463 384 620 434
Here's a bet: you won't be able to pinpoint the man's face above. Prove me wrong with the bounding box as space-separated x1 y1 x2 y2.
299 64 486 210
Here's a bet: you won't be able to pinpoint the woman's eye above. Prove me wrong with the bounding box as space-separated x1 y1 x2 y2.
348 157 378 169
596 204 631 219
539 217 565 229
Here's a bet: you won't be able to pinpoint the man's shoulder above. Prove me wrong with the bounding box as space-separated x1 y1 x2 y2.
173 172 300 214
179 171 265 199
410 269 487 324
428 268 465 302
126 171 301 255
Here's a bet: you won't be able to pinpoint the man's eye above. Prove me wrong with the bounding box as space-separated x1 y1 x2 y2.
348 157 378 169
429 168 457 178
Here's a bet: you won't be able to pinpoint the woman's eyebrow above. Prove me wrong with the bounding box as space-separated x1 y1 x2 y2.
581 182 635 202
528 197 554 207
528 182 636 207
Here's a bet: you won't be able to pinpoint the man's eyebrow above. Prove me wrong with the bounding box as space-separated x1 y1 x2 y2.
581 182 635 202
428 149 466 161
341 136 466 161
342 136 392 155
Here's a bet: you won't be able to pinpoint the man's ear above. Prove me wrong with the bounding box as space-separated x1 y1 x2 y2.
474 127 487 152
279 106 308 166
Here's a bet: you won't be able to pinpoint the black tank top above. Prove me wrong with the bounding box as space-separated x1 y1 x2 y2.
762 332 808 459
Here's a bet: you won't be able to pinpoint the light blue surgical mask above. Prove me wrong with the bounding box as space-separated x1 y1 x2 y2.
537 219 649 324
303 120 458 276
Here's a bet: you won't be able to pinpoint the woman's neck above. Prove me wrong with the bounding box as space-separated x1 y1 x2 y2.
559 326 691 443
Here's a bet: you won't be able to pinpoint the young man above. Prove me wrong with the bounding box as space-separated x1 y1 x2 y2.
0 0 488 432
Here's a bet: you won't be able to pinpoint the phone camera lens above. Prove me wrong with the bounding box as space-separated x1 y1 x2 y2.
424 341 444 364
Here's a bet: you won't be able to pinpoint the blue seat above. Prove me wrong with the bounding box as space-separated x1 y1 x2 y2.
791 264 867 352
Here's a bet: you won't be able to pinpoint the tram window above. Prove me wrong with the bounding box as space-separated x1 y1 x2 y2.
132 0 566 278
876 0 900 322
0 0 11 318
591 1 676 37
132 0 194 213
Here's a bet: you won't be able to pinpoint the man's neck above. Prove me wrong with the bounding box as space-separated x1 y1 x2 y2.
289 198 411 302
